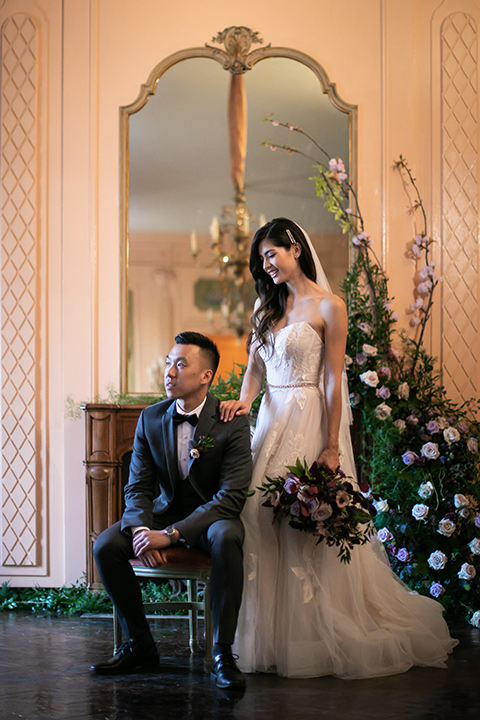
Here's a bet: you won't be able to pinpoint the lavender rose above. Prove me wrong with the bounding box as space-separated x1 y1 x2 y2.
401 450 419 466
377 527 394 543
430 582 445 598
396 548 411 562
311 502 333 522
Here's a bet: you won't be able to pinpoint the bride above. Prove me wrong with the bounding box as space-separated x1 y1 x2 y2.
220 217 458 679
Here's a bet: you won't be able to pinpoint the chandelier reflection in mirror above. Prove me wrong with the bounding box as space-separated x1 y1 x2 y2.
190 28 265 340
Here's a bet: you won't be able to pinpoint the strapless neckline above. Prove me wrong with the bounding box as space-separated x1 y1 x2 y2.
273 321 323 345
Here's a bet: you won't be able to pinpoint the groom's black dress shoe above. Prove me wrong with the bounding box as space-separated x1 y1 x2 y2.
211 653 246 690
91 640 160 675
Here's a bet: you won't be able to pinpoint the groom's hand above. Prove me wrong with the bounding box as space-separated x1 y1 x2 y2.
133 529 172 556
136 549 166 568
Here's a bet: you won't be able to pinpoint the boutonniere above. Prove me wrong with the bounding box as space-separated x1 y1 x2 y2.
189 435 214 459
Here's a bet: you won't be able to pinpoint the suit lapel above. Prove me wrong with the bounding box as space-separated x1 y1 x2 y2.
188 393 216 477
162 402 178 484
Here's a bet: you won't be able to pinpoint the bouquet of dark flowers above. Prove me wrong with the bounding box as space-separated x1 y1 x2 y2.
258 458 376 563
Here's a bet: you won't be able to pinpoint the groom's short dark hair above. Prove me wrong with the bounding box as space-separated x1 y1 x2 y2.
174 331 220 379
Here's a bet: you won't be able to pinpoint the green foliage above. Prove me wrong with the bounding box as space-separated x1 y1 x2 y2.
263 119 480 625
0 579 189 616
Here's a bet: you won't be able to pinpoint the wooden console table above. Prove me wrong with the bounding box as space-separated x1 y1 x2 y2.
83 403 146 586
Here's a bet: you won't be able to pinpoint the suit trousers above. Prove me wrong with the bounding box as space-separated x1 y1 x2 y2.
93 517 245 647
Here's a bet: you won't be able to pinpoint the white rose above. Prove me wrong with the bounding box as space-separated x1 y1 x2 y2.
397 382 410 400
443 426 460 444
393 419 406 432
428 550 448 570
374 499 389 513
467 438 478 453
345 355 353 367
362 343 378 357
375 403 392 420
421 442 440 460
468 538 480 555
189 448 200 459
418 481 434 499
437 518 456 537
412 503 429 521
436 416 449 429
458 563 476 580
470 610 480 628
454 493 470 508
359 370 379 388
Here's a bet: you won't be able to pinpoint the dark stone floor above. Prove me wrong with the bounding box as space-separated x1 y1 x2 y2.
0 613 479 720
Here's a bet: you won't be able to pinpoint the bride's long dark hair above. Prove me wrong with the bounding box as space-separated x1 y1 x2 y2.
249 217 317 351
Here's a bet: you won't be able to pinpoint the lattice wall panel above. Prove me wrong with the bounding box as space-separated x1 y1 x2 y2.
0 15 39 566
441 13 479 404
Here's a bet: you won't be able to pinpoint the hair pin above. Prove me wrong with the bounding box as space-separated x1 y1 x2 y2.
286 229 295 245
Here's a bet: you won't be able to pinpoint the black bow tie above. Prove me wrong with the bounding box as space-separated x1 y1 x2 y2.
172 411 198 427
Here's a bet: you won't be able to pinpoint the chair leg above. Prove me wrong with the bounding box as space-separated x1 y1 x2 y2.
203 582 213 672
187 579 199 652
113 606 122 655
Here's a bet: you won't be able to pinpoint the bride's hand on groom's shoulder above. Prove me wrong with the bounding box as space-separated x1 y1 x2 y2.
219 399 251 422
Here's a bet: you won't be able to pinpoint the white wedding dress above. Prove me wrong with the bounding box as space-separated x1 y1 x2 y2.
234 321 458 679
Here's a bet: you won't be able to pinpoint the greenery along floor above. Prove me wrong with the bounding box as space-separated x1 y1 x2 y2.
0 579 189 616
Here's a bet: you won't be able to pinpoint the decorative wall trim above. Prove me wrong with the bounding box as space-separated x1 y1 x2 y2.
440 12 479 403
0 13 40 566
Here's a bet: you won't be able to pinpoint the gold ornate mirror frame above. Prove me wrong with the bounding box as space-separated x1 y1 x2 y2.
119 27 357 393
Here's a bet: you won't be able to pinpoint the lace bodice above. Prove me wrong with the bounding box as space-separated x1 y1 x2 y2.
259 322 324 387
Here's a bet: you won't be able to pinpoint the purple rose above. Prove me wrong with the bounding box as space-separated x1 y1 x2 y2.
396 547 411 562
284 477 300 494
426 420 441 434
377 527 394 543
401 450 419 466
378 365 392 380
289 500 301 517
376 385 391 400
355 352 367 366
430 582 445 598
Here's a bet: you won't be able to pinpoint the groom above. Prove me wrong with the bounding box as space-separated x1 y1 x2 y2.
92 331 252 689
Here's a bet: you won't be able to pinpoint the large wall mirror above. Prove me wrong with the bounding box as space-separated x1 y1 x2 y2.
120 27 357 394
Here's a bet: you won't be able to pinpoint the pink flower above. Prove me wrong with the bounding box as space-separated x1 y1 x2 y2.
409 316 421 327
271 120 279 126
378 365 392 380
377 527 394 543
401 450 419 466
430 582 445 598
376 386 391 400
284 477 300 494
396 547 411 562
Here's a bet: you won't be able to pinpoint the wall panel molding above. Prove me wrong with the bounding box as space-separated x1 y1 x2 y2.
0 13 41 567
439 11 479 403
